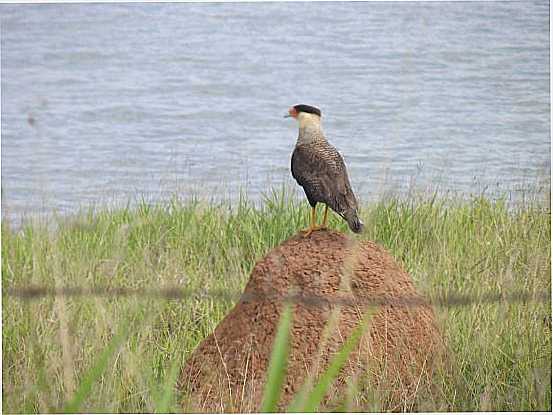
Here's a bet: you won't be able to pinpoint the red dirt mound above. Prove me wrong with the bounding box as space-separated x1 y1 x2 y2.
179 230 443 412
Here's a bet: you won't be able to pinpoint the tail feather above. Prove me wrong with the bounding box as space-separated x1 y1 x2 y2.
345 209 364 234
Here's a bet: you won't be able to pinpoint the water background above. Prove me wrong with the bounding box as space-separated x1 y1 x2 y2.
1 2 550 225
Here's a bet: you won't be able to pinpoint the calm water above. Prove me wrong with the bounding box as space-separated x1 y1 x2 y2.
1 2 550 224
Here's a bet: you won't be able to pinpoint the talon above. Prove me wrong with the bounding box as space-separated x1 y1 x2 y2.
302 228 314 238
301 224 324 237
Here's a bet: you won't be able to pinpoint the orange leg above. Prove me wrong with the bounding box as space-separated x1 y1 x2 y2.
301 205 328 237
321 205 329 229
301 206 317 237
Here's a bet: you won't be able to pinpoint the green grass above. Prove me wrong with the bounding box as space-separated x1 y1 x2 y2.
2 187 551 412
287 308 377 413
261 304 292 413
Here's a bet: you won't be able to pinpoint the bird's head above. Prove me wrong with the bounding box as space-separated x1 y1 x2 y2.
285 104 322 123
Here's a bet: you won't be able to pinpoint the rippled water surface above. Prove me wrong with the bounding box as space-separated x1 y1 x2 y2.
1 2 550 223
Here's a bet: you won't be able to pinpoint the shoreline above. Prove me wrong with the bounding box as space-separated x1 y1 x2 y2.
2 179 550 232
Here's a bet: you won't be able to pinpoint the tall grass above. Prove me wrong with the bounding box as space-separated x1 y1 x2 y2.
260 304 292 413
2 187 551 412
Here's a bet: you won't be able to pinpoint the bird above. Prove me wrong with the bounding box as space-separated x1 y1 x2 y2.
285 104 364 237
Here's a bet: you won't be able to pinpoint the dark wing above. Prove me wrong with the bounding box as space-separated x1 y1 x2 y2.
291 143 359 217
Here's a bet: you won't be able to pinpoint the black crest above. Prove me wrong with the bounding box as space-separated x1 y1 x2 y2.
293 104 322 117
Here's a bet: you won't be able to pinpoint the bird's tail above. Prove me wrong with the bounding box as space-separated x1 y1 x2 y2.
345 209 364 234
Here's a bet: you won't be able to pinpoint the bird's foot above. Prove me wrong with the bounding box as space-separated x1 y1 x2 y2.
301 227 315 237
300 225 326 237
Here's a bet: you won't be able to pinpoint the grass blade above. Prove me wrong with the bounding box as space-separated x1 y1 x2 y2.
297 308 376 412
63 322 129 413
260 304 293 413
154 358 181 413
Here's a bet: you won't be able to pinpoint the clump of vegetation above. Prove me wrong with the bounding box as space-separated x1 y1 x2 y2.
2 187 550 412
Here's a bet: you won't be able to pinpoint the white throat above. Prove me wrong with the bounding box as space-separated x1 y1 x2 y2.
296 113 325 145
297 112 322 130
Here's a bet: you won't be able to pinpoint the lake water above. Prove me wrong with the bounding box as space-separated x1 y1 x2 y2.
1 2 550 225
